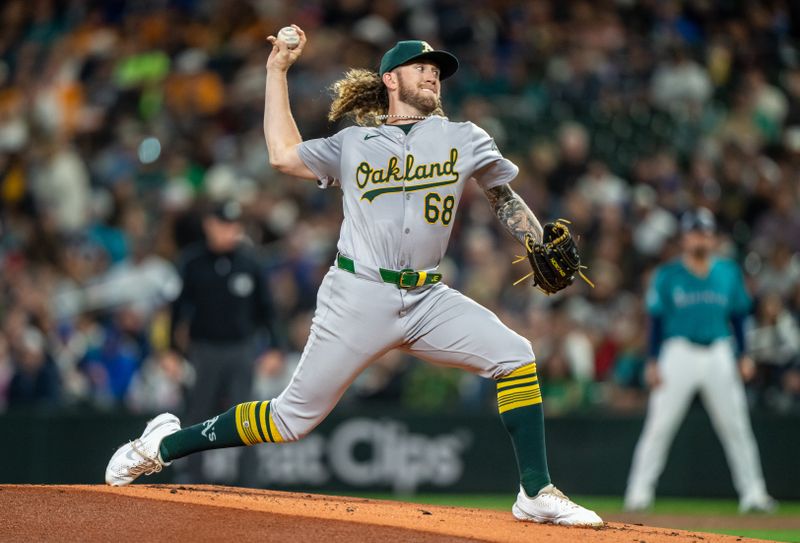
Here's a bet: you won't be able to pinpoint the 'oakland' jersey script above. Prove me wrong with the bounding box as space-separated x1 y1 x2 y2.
297 115 518 270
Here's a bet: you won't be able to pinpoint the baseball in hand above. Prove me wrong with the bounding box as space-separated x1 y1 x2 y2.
277 26 300 49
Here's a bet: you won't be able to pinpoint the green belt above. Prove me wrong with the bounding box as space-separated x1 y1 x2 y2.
337 254 442 289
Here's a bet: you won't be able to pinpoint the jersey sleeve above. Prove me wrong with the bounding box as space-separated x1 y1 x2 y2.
468 124 519 190
645 268 666 316
729 262 752 316
296 131 345 189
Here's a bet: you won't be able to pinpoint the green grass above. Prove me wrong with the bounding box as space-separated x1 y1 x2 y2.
354 493 800 516
348 494 800 542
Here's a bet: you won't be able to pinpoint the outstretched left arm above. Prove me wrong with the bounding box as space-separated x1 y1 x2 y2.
484 184 544 247
485 182 590 293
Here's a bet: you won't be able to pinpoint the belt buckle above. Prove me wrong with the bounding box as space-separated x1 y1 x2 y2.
398 269 417 289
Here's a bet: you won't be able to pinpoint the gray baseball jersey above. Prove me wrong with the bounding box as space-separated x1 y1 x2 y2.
297 115 518 270
269 115 534 441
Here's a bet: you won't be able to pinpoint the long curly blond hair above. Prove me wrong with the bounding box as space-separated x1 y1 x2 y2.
328 68 445 126
328 69 388 127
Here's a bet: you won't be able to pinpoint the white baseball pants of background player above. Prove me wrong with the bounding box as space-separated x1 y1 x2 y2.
270 264 535 441
625 337 770 509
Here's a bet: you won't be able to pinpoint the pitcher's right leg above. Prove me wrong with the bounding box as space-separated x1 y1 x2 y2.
106 267 404 485
268 267 407 441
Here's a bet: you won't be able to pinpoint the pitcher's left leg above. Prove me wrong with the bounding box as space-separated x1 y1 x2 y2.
402 284 602 526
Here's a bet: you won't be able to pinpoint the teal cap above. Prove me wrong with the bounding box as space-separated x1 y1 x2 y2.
379 40 459 80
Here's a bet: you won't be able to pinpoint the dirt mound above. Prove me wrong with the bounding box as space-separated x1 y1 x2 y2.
0 485 769 542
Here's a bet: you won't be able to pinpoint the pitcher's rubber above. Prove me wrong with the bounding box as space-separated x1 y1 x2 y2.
0 485 772 543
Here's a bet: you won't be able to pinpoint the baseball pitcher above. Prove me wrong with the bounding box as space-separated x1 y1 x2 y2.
106 26 601 526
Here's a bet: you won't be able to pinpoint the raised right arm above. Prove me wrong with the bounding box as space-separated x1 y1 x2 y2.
264 25 316 179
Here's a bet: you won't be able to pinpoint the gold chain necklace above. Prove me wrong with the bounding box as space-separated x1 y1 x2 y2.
375 114 430 121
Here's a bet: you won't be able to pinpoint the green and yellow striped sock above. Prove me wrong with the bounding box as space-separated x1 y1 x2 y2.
497 363 551 495
159 400 284 463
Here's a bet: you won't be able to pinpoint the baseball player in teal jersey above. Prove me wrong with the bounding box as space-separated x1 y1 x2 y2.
625 208 776 513
105 27 602 526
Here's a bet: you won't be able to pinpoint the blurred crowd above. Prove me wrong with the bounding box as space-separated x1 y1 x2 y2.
1 0 799 417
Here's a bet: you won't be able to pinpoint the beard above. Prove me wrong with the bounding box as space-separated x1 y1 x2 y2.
397 74 441 115
688 245 711 260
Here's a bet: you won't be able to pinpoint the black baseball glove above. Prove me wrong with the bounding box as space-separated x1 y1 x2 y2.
514 220 592 294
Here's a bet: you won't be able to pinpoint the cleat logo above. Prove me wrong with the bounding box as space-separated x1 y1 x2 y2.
125 448 140 462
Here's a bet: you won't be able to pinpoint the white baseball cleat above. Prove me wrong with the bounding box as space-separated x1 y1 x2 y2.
739 495 778 514
512 484 604 527
105 413 181 486
622 496 653 513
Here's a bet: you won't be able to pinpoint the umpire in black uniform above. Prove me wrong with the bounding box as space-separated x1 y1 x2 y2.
169 199 281 481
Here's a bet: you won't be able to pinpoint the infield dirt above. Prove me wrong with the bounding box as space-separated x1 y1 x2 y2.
0 485 773 542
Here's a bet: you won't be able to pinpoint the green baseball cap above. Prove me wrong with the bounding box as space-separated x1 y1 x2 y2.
379 40 459 80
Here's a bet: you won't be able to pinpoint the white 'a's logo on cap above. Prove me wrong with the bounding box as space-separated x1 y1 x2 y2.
420 41 433 53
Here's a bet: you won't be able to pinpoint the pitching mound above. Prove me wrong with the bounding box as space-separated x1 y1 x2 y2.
0 485 768 542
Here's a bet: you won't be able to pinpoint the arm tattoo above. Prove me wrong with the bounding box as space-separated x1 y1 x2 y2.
484 184 544 246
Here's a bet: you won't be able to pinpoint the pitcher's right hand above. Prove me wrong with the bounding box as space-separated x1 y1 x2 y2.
266 24 306 72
